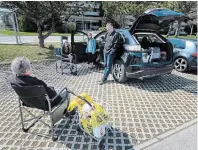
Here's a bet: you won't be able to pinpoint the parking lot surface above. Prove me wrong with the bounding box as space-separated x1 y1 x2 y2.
0 61 197 150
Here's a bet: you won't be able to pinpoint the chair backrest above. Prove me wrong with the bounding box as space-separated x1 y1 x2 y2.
55 48 62 57
11 85 49 111
142 37 149 49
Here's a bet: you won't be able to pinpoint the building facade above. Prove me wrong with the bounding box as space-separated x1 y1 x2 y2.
68 1 103 31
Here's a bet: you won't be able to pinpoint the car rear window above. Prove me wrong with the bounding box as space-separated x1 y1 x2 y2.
117 30 137 45
168 39 186 49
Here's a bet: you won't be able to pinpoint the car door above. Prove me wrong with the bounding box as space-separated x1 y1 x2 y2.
93 31 107 62
71 30 88 62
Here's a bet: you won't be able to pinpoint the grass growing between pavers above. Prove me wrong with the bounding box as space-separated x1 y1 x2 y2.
0 43 60 63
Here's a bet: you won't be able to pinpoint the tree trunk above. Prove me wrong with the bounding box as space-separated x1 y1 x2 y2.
39 36 45 48
37 24 45 48
190 25 194 35
174 21 181 38
167 23 173 38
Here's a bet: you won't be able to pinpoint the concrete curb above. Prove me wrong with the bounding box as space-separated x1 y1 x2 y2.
134 119 197 150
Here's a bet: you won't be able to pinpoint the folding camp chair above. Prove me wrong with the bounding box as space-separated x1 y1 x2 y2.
11 85 70 141
55 48 77 75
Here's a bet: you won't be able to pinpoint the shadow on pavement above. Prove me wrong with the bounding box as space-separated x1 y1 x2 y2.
185 70 197 75
54 114 134 150
125 73 197 94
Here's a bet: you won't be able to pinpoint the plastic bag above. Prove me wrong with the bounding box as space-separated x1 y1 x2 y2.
68 92 109 135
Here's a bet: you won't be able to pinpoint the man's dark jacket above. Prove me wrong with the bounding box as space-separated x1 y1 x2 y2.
10 75 62 109
104 30 121 54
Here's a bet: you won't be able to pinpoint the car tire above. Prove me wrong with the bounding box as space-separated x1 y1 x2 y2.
112 59 128 83
174 57 189 72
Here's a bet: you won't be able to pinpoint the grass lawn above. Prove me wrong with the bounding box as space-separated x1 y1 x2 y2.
0 30 71 36
163 35 196 39
0 43 59 63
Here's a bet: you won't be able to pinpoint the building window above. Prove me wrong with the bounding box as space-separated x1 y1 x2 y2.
92 23 98 26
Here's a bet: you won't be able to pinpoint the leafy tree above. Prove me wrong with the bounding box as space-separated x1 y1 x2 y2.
102 1 159 27
18 16 37 32
102 1 197 35
158 1 197 37
1 1 87 47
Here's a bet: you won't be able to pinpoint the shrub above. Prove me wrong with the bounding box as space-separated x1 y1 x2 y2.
56 26 65 33
18 16 37 32
48 44 55 50
99 27 106 31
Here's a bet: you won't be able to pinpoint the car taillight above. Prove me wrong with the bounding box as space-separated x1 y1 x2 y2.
192 52 198 57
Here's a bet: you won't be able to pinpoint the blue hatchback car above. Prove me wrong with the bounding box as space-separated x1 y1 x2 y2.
168 38 197 72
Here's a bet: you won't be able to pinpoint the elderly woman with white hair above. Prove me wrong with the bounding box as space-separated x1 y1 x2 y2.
10 56 66 110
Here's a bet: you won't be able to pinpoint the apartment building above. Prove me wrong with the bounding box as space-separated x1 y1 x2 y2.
68 1 103 31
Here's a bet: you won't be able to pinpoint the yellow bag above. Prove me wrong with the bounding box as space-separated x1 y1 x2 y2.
90 103 109 128
80 102 109 133
68 92 109 134
80 118 92 134
67 92 93 113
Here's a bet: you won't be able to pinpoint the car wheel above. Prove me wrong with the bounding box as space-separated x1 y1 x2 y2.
112 59 128 83
174 57 188 72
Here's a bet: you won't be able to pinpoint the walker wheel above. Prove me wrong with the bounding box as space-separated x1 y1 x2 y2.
77 126 81 132
48 130 51 134
98 142 105 149
52 136 58 141
22 128 29 132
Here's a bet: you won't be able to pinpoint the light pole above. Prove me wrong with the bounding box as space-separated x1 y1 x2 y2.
81 11 84 31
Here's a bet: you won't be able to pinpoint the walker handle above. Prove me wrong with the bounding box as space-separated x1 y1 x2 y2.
67 90 93 107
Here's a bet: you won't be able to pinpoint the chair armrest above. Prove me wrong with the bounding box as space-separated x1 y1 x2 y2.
45 86 67 112
70 53 77 61
50 86 67 102
49 86 55 91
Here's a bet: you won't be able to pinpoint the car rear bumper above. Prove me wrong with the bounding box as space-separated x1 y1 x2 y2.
126 65 173 79
189 56 197 70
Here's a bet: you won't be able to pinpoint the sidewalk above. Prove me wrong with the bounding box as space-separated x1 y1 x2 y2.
0 32 100 44
136 122 197 150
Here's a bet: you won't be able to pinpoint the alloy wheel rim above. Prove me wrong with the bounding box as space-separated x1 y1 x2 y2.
174 58 187 71
114 64 122 79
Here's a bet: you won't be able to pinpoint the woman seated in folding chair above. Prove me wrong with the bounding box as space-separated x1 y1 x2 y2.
62 38 77 74
10 56 68 110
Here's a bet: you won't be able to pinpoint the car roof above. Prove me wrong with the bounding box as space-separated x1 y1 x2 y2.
115 29 129 32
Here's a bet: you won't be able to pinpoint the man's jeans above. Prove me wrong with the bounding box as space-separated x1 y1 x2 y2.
103 52 115 79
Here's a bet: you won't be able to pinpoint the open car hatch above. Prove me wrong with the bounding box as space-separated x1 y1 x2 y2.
130 8 187 34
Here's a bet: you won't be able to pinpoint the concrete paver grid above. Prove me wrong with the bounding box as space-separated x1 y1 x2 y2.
0 61 197 150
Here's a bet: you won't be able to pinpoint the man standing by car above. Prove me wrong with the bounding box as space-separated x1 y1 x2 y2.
100 21 121 85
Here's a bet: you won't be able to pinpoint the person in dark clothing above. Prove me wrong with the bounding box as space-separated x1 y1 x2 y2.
100 21 121 85
62 38 76 74
10 57 66 110
62 38 74 63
